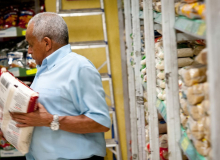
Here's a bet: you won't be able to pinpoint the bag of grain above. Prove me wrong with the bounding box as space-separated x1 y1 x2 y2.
0 68 38 154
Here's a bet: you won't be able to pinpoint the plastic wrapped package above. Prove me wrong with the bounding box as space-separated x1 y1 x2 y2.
193 138 211 157
156 58 194 70
144 91 148 101
187 103 205 121
177 48 194 57
153 1 162 12
143 75 147 82
203 116 211 142
187 83 206 105
159 122 167 134
159 134 168 160
178 58 194 68
187 117 205 140
156 59 165 70
141 68 147 75
180 98 189 116
141 58 147 65
4 7 19 29
195 48 207 65
203 82 209 100
180 111 188 129
179 65 207 86
202 100 210 115
157 70 165 80
178 2 201 19
157 79 166 89
155 41 163 55
196 3 206 19
157 45 164 59
0 69 38 154
187 128 193 140
193 45 206 56
158 112 163 120
158 48 194 59
156 87 166 101
18 9 35 29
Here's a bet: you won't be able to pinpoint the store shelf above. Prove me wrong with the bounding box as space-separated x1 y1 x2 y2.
70 40 107 49
153 11 206 40
180 127 207 160
156 99 167 122
0 149 24 158
0 27 26 38
8 67 37 77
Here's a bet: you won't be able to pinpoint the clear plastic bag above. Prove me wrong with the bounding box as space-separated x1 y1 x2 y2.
157 79 166 89
179 65 207 86
157 70 165 80
156 87 166 100
195 48 207 65
187 83 206 105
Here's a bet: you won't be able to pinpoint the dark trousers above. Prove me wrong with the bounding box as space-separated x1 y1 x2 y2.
81 155 104 160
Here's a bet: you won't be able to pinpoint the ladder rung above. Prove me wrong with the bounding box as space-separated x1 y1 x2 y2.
70 41 107 49
101 73 111 81
58 8 103 17
106 139 118 148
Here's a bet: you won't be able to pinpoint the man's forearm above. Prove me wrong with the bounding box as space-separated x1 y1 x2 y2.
47 115 109 134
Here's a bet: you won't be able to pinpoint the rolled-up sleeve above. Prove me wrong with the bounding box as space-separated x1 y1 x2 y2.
77 66 111 128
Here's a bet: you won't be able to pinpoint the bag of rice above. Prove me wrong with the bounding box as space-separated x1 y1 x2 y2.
0 68 38 154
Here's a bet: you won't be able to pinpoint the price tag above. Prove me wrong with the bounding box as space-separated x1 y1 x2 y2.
22 30 26 36
181 137 189 152
26 68 37 75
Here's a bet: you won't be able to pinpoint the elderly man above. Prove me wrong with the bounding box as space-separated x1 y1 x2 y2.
0 12 111 160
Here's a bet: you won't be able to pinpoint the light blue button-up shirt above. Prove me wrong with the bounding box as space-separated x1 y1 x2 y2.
25 44 111 160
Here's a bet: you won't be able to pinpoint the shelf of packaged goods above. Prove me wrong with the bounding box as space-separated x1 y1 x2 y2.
153 11 206 40
180 127 207 160
0 27 26 38
0 149 24 158
156 99 167 122
8 67 37 77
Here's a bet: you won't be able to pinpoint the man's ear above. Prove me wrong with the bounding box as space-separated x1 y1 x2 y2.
43 37 52 52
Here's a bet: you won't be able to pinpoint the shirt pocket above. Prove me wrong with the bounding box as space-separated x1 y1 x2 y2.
38 88 61 115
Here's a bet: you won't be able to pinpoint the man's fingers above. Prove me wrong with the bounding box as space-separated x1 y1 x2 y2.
38 103 47 112
16 123 30 128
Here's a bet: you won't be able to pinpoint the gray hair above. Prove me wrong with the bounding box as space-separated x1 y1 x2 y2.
28 12 69 44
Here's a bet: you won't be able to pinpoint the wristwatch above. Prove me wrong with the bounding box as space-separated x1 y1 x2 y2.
50 115 60 131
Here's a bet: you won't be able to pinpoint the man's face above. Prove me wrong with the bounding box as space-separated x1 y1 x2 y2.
26 23 46 66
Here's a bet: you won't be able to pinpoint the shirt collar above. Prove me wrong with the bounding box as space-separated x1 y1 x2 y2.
40 44 72 70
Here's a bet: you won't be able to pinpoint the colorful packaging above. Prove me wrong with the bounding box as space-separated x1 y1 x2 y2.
18 9 35 29
0 68 38 154
0 10 4 30
4 6 19 29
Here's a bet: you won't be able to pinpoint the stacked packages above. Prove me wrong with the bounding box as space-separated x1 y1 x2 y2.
179 48 211 158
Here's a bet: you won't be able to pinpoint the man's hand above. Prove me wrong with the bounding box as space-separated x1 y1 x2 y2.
10 103 53 128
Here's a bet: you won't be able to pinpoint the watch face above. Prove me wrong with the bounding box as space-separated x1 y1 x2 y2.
51 122 59 131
